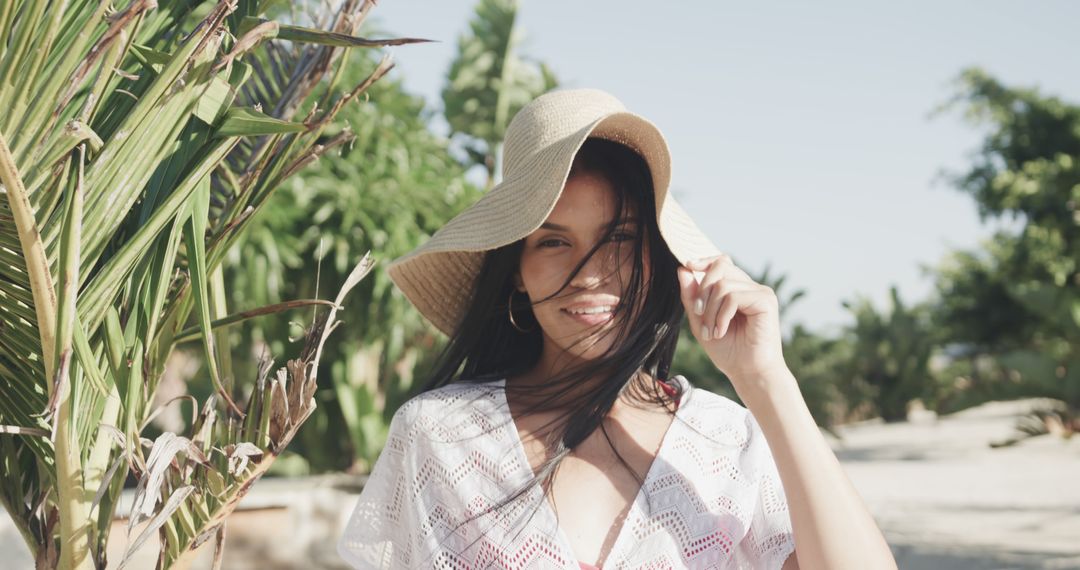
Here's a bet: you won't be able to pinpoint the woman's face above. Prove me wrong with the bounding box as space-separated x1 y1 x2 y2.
514 170 650 362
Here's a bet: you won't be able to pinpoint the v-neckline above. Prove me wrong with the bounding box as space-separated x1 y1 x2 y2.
495 377 689 569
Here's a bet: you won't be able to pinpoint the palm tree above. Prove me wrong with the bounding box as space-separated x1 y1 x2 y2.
842 286 938 421
0 0 427 567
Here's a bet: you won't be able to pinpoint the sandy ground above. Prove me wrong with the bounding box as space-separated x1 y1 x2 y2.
826 398 1080 569
1 397 1077 569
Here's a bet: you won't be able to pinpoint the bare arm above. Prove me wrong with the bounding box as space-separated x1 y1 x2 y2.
674 255 897 569
737 366 897 570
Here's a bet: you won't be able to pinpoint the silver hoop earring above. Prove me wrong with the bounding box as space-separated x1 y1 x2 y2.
508 289 536 333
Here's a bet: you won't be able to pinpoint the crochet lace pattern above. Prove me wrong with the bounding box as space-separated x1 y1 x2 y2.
338 375 796 569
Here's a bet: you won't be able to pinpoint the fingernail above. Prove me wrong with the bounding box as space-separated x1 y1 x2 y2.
701 324 710 340
694 298 704 315
713 325 721 338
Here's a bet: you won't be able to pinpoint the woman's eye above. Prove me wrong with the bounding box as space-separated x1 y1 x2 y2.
538 233 634 248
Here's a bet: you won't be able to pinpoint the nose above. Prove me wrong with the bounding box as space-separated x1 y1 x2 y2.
569 246 615 289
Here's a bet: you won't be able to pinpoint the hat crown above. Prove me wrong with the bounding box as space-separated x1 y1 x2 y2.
502 88 627 177
387 87 722 336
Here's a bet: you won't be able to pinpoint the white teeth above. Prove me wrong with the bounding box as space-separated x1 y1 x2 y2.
567 306 613 315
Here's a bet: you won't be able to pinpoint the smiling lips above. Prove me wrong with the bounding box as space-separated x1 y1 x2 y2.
561 297 619 325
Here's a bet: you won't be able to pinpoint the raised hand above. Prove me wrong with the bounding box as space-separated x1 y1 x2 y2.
675 253 789 390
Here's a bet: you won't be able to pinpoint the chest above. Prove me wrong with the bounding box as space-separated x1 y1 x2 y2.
510 406 676 567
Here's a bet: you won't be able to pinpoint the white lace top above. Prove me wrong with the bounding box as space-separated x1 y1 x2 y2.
337 375 796 569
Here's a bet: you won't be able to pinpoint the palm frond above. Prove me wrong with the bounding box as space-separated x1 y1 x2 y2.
0 0 421 565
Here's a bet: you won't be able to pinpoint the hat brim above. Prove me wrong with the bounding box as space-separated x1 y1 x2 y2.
387 110 720 336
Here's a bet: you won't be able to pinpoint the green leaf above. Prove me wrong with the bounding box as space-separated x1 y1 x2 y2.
129 44 171 73
237 16 433 48
205 469 226 498
72 315 109 399
172 299 339 343
184 176 242 416
53 146 83 383
193 78 235 125
215 107 307 137
193 62 252 126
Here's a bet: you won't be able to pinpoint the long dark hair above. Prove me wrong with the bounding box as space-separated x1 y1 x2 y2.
419 136 687 553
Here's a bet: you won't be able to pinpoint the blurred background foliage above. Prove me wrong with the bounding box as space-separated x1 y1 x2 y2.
200 0 563 476
217 47 483 475
190 7 1080 475
442 0 558 189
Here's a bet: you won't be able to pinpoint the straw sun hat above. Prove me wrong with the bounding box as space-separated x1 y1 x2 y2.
386 87 722 336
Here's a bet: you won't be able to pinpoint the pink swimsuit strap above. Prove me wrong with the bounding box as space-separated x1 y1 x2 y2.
656 376 681 407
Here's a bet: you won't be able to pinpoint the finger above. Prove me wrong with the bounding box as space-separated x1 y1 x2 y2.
715 290 742 339
696 254 741 294
702 280 755 340
683 255 725 270
692 256 735 340
691 256 732 321
686 254 755 284
718 288 777 339
676 265 701 329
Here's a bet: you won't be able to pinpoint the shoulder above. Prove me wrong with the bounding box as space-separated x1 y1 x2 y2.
668 377 784 503
392 379 500 417
674 375 765 452
388 379 509 444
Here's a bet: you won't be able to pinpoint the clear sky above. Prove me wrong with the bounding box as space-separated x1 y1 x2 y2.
360 0 1079 336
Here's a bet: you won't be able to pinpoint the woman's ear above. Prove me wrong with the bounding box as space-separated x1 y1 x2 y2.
513 272 526 292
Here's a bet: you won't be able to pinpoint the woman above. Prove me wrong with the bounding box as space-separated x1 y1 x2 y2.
337 88 897 569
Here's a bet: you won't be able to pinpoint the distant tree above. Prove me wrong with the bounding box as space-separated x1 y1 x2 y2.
841 287 939 422
930 68 1080 410
442 0 558 189
756 261 807 322
781 323 854 432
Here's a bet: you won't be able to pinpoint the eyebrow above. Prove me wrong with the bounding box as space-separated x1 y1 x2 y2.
540 217 640 232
